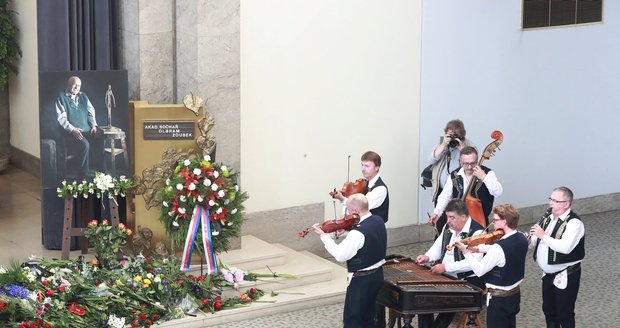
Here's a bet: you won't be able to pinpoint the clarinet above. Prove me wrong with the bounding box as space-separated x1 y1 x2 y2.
528 208 552 241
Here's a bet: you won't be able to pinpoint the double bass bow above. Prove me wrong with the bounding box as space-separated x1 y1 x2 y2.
462 130 503 228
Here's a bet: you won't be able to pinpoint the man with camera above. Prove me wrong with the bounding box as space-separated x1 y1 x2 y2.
425 120 474 236
429 146 503 228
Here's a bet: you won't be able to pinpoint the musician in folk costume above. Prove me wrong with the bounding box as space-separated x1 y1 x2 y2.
331 151 389 222
312 193 387 328
455 204 528 328
416 199 486 328
529 186 584 328
429 146 503 228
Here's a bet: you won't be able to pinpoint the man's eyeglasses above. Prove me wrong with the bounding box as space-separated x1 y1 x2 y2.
548 197 567 203
461 162 477 167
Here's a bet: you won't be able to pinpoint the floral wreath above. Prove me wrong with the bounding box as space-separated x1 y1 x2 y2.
158 155 248 256
57 172 132 199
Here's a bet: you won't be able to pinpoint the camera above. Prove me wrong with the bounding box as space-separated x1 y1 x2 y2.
447 134 460 148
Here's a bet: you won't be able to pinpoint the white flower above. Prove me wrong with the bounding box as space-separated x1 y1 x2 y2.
208 200 215 207
227 221 233 226
167 186 173 192
184 159 191 166
231 208 238 214
168 211 175 216
224 199 230 205
221 165 228 171
211 183 218 191
197 195 204 203
165 178 170 186
0 266 5 274
218 190 225 198
178 208 186 214
235 185 239 192
146 273 154 279
163 201 169 207
56 187 61 193
214 171 219 178
108 314 126 328
176 183 183 191
193 168 201 175
204 155 211 161
179 195 187 202
203 179 212 187
172 221 179 228
188 183 196 191
212 230 220 236
216 207 223 214
154 276 161 283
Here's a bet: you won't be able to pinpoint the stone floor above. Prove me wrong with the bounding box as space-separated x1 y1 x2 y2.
1 165 619 327
213 212 620 328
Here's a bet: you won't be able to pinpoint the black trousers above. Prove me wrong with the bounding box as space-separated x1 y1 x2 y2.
487 290 520 328
64 132 105 179
542 266 581 328
344 267 384 328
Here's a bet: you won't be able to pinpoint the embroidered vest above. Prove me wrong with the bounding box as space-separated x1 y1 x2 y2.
440 219 484 278
486 233 528 287
369 177 389 223
533 211 585 264
450 166 494 225
347 215 387 272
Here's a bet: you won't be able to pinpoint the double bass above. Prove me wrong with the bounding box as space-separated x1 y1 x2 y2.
463 130 503 228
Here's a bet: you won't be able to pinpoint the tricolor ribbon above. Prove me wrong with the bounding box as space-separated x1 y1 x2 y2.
180 205 218 274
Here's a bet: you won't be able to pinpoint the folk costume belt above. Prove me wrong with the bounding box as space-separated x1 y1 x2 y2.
547 262 581 278
488 285 520 298
352 267 380 277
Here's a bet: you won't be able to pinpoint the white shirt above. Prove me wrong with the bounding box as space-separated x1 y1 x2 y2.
424 218 484 278
319 213 386 282
433 168 503 215
534 208 585 274
463 230 522 291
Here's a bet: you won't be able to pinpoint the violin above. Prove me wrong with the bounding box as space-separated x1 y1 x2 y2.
329 178 367 198
446 228 505 251
298 213 361 238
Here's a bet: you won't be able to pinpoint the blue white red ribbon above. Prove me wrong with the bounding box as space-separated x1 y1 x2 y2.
180 205 218 274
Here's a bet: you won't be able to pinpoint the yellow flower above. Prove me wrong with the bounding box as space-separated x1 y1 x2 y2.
134 276 142 282
143 278 152 285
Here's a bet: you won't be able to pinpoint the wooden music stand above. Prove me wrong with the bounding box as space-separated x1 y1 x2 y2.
61 194 120 259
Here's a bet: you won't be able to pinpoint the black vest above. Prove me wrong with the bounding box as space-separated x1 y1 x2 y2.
369 177 389 223
533 210 585 264
346 215 387 272
440 219 484 278
450 166 494 225
486 232 528 287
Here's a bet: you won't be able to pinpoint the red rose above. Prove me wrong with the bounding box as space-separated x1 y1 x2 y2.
131 322 138 327
41 280 49 286
58 286 65 293
45 289 54 297
139 313 147 321
201 298 209 305
146 320 153 326
151 314 159 320
177 279 184 284
68 302 86 316
250 288 256 294
44 324 51 328
214 302 222 310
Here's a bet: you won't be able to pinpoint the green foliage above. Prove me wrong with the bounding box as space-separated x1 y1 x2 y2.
0 0 22 89
84 220 132 269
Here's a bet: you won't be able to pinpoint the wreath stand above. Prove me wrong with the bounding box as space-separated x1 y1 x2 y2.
61 194 120 259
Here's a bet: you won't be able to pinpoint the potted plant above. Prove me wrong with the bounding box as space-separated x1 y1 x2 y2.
0 0 22 90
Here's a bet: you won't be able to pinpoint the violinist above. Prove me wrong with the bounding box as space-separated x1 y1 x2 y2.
454 204 528 328
429 146 503 228
331 151 389 222
311 193 387 328
415 199 486 328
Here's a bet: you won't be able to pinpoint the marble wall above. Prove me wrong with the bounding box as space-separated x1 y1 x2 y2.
118 0 240 170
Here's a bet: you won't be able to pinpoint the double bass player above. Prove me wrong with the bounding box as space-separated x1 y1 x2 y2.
429 146 503 228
